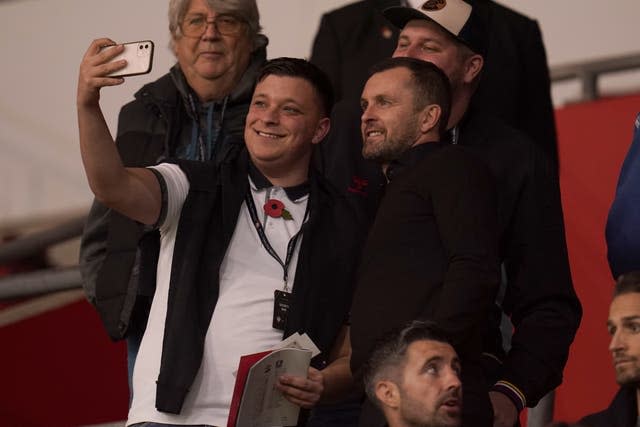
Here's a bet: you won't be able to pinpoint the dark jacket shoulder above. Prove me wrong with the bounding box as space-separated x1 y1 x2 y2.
310 0 400 101
458 108 540 175
580 387 638 427
117 73 178 136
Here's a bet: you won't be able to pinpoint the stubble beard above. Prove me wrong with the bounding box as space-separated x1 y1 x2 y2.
615 361 640 388
398 395 460 427
362 115 421 164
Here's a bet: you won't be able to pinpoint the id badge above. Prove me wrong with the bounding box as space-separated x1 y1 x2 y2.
273 290 292 330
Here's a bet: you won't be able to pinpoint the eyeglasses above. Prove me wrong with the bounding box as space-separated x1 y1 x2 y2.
180 14 244 37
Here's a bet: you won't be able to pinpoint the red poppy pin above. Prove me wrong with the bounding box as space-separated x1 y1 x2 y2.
264 199 293 220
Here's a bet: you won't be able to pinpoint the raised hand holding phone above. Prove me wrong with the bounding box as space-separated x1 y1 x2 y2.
100 40 154 77
78 38 155 108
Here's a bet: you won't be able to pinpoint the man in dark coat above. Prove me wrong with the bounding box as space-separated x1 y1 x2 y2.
352 56 500 427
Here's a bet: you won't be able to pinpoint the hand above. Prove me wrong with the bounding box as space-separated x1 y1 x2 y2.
490 391 518 427
77 38 126 108
276 367 324 409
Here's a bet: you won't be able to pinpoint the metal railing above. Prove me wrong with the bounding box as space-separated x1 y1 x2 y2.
551 51 640 102
0 215 85 301
0 216 85 265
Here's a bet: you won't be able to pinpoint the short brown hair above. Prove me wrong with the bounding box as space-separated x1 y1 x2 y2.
369 57 452 136
614 271 640 297
362 320 454 409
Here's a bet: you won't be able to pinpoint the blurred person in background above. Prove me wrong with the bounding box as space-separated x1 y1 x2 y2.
579 272 640 427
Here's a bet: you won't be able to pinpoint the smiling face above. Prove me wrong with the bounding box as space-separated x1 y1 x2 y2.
397 340 462 427
393 19 471 94
608 292 640 386
173 0 253 99
360 67 423 164
244 74 329 185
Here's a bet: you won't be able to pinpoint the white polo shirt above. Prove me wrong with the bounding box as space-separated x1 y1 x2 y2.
127 162 309 426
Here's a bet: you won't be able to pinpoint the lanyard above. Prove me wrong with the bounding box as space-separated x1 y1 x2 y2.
244 188 309 292
186 93 229 160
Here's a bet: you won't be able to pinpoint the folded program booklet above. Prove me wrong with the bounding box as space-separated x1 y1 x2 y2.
227 333 319 427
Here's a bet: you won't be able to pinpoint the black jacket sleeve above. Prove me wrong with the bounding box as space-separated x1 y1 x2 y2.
471 1 558 168
496 142 582 408
515 19 558 169
430 148 501 356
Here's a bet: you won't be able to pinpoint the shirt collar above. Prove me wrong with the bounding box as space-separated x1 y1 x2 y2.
248 160 310 201
384 141 448 182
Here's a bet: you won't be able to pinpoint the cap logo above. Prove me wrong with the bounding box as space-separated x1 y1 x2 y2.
421 0 447 11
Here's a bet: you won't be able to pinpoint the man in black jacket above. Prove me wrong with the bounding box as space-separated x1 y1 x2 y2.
580 272 640 427
78 53 362 425
325 2 581 426
352 56 499 427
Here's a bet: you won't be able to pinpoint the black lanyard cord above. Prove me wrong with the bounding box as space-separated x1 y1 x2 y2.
244 189 309 292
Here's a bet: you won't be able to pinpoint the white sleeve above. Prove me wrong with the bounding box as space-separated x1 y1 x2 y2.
148 163 190 232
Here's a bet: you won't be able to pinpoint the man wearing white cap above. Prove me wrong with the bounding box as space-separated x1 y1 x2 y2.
311 0 558 165
349 1 582 427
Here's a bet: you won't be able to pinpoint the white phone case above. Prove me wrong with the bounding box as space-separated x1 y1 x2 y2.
103 40 154 77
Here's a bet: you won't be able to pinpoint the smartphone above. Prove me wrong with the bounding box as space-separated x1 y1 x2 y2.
102 40 154 77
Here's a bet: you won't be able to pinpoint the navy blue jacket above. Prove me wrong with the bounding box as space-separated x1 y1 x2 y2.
606 113 640 278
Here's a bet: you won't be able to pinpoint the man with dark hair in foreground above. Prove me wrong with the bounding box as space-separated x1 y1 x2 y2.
77 53 362 426
363 320 463 427
351 56 500 426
